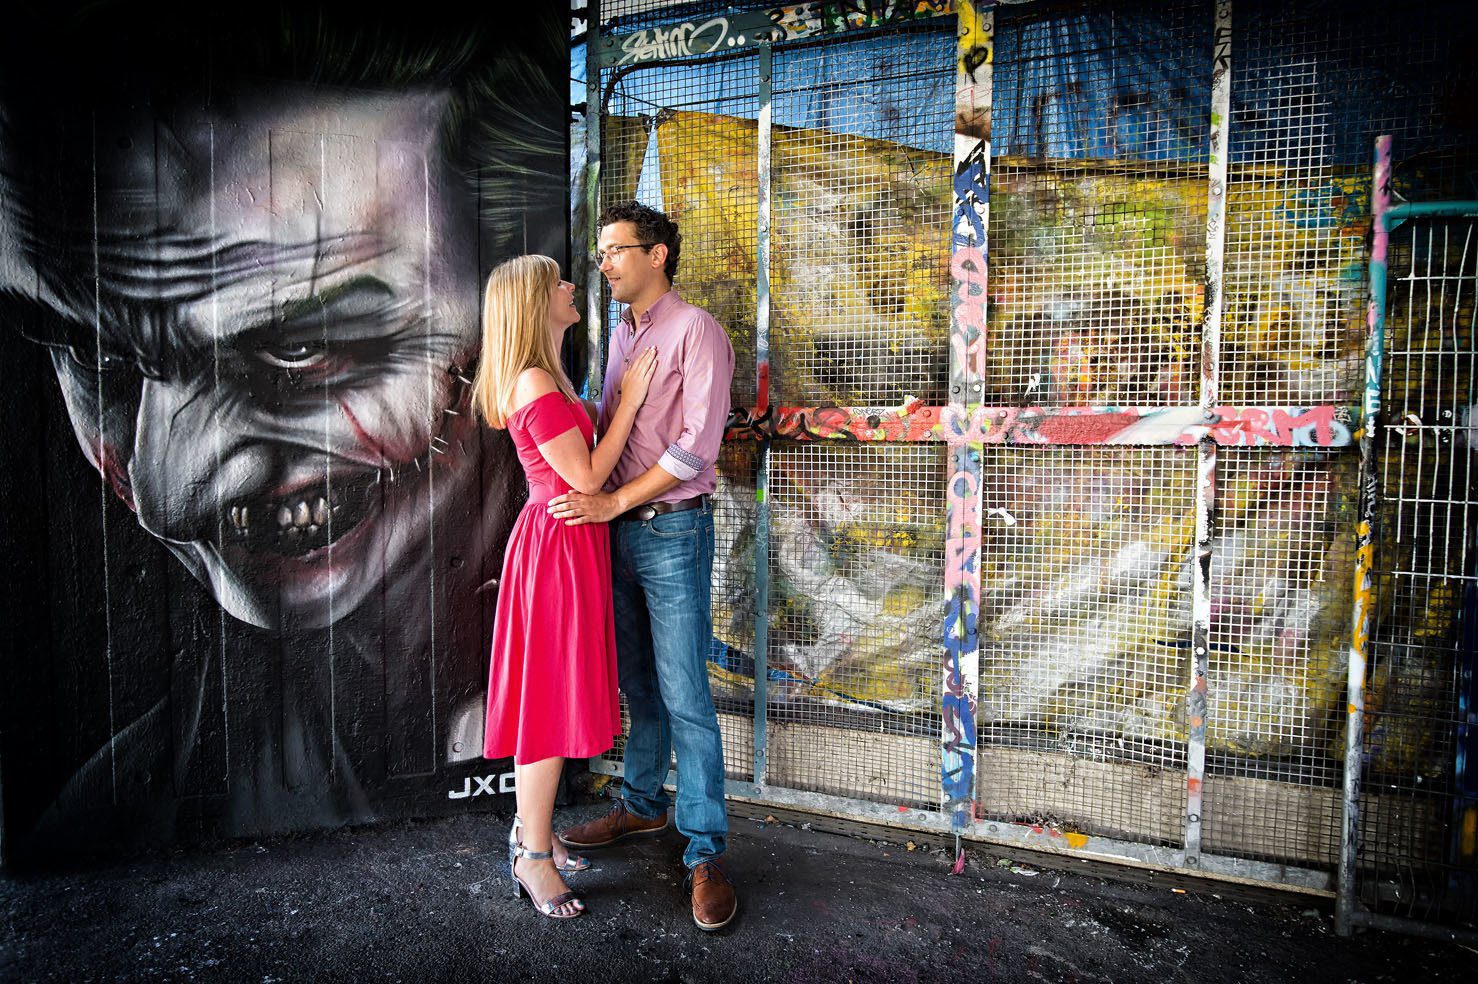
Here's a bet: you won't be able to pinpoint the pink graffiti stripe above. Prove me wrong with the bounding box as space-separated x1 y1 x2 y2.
950 245 988 380
726 404 1355 447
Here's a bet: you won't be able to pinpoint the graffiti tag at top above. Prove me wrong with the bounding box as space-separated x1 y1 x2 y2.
616 18 739 65
610 3 958 65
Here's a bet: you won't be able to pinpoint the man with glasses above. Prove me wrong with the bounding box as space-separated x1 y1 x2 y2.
549 200 738 931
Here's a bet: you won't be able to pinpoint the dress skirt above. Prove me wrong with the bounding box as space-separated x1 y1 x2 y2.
482 502 622 765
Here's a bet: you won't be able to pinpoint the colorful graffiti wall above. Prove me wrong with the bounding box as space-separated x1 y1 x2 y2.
601 105 1364 755
0 3 568 861
586 0 1475 877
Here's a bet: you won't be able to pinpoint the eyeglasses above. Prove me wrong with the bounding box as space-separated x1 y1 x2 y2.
594 243 655 265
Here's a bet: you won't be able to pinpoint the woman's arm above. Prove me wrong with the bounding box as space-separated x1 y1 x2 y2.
515 354 656 494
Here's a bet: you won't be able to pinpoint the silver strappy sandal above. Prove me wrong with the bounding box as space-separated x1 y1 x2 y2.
508 830 585 919
510 815 590 872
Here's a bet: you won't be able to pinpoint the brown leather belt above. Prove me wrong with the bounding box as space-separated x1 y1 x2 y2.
614 494 707 523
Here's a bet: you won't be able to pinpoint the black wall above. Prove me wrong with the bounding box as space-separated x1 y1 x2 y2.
0 2 569 864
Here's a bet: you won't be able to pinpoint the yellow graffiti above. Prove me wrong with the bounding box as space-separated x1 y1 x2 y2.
957 0 992 71
605 109 1458 780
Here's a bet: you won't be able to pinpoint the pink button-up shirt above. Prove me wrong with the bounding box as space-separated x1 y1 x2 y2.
598 291 735 502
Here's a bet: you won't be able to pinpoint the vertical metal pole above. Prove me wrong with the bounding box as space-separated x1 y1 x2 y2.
1185 0 1232 870
944 1 992 845
585 0 605 396
1337 133 1392 937
753 42 773 786
1186 439 1214 867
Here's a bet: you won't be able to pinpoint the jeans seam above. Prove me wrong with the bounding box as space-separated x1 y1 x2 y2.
684 853 725 870
647 528 696 540
646 516 700 539
620 798 663 822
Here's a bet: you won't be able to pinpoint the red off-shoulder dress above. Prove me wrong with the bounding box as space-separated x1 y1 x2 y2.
483 391 621 765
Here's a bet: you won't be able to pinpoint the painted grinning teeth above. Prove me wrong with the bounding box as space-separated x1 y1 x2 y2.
270 497 337 532
223 485 361 556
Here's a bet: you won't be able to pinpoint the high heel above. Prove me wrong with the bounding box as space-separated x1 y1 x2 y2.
508 835 585 919
510 815 590 873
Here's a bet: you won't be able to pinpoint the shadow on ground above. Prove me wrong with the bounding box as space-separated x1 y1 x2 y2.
2 795 1474 983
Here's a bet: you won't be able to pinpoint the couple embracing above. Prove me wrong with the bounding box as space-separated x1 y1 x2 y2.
471 201 738 929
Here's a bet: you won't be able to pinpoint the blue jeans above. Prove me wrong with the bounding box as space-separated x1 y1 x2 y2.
611 502 727 868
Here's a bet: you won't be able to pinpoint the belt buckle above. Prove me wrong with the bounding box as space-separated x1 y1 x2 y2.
636 504 658 522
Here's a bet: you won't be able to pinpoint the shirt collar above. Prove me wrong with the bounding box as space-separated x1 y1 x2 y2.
619 289 680 329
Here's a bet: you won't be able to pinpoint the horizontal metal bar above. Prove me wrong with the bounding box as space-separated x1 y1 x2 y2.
597 0 956 68
724 403 1359 447
1382 200 1478 231
1383 570 1478 582
1347 909 1478 946
585 758 1334 895
960 813 1332 896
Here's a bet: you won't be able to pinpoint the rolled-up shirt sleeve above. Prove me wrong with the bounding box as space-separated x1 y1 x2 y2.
658 312 734 482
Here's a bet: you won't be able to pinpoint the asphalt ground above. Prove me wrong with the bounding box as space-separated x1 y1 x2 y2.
3 791 1475 983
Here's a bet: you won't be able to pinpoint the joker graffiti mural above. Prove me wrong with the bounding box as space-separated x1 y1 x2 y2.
0 3 566 854
11 87 499 631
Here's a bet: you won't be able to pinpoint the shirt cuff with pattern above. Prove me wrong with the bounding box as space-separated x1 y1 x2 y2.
658 443 706 482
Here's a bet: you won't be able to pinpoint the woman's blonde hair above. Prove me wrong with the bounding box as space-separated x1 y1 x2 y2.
471 254 579 429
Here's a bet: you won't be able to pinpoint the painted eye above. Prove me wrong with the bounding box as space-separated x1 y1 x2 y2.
256 343 327 369
67 346 130 371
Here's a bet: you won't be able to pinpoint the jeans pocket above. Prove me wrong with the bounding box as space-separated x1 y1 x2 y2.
648 509 699 539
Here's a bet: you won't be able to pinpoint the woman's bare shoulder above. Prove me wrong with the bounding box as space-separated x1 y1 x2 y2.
511 367 559 412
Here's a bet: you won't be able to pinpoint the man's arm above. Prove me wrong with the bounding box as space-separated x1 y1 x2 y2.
654 314 732 485
547 462 680 525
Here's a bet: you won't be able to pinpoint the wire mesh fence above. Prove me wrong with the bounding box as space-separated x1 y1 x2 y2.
974 446 1195 846
988 0 1208 409
1222 0 1475 408
1360 214 1478 921
766 443 946 809
712 441 762 782
1199 449 1355 867
600 53 760 411
583 0 1478 926
1222 3 1364 406
770 29 954 408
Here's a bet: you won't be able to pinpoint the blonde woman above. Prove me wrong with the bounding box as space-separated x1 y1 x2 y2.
472 254 657 919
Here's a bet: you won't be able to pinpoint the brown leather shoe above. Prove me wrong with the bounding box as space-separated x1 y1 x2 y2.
687 859 737 931
558 800 668 848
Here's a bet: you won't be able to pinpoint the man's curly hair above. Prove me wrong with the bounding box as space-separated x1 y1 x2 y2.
598 201 682 282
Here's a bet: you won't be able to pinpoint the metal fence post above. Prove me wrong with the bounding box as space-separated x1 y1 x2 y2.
1337 133 1392 937
943 0 993 844
753 41 773 786
1185 0 1233 871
